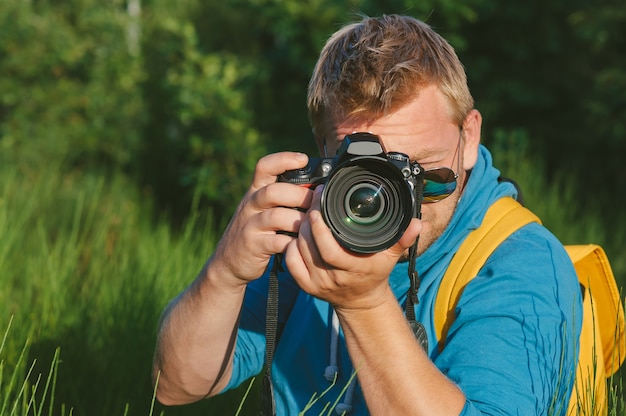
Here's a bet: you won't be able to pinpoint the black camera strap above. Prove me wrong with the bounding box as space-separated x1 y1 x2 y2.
405 238 428 352
405 162 428 352
262 253 282 416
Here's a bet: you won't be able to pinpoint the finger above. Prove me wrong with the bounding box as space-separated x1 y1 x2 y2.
306 209 353 267
387 218 422 257
250 182 313 212
238 215 301 255
309 184 324 211
264 232 298 255
284 239 313 289
286 207 334 292
251 152 309 189
256 206 307 234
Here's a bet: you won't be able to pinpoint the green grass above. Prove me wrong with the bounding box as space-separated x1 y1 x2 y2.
0 160 253 415
0 134 623 415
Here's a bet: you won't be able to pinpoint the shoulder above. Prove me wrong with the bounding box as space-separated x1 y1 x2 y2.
485 222 576 284
459 221 582 320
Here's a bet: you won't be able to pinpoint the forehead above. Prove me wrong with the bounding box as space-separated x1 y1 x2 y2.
316 86 458 159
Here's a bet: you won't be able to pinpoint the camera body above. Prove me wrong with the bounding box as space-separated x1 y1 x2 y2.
278 132 424 253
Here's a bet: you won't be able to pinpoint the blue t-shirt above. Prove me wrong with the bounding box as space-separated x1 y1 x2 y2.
224 145 583 415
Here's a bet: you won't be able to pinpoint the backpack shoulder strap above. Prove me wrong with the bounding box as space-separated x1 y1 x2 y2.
566 244 625 376
434 197 541 349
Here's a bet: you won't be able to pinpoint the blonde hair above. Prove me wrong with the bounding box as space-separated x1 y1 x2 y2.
308 15 474 136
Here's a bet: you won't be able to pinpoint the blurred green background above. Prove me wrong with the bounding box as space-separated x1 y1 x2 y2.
0 0 624 414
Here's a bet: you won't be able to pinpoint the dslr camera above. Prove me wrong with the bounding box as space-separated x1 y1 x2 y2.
278 132 424 253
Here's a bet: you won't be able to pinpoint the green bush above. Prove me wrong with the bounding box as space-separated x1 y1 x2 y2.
0 0 263 224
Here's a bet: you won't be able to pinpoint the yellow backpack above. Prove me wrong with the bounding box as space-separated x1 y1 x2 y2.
434 197 625 415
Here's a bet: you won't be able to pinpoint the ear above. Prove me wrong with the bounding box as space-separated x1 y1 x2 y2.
461 109 482 170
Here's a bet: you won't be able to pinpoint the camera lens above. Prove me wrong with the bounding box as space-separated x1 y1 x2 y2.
321 158 414 253
345 184 384 225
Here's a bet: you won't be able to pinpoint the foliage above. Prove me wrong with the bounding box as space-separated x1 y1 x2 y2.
457 0 626 212
0 0 263 223
0 146 267 414
139 6 264 220
2 0 623 225
0 320 62 416
0 1 144 169
489 129 626 280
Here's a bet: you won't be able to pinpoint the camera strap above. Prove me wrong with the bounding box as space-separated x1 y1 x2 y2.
262 253 282 416
404 165 428 353
405 239 428 352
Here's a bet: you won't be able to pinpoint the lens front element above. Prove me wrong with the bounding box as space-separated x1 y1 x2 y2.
321 158 414 253
345 183 385 225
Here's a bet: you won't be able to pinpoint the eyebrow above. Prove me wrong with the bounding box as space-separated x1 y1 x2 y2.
410 145 450 165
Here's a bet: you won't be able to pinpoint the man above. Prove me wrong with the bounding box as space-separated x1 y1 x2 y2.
152 15 582 415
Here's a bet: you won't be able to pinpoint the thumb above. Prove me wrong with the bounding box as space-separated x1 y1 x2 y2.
387 218 422 257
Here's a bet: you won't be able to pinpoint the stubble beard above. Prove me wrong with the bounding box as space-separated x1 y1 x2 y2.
397 192 463 263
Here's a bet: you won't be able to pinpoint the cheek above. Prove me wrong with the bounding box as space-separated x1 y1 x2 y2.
419 204 446 227
417 199 457 248
416 206 439 249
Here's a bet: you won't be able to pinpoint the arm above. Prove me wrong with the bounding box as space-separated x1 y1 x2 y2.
285 206 465 415
336 289 466 415
152 152 312 405
152 260 246 404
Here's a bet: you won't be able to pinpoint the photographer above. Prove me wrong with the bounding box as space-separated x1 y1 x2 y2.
152 15 582 415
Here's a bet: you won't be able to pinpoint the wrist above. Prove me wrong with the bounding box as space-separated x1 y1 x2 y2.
332 285 397 315
202 255 249 295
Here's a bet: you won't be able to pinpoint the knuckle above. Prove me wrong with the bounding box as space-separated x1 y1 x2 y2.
260 207 279 225
256 154 272 171
317 241 342 264
262 182 281 201
249 184 275 210
270 234 290 254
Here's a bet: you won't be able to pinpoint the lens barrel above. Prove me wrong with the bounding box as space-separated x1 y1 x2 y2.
321 157 415 253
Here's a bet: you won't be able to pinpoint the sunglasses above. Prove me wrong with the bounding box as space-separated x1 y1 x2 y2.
422 167 458 203
421 129 462 203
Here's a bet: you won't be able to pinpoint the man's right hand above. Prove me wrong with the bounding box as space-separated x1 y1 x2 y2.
153 151 313 405
208 151 313 288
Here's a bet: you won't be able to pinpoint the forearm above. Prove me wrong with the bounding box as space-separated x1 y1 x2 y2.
153 258 247 405
336 287 465 415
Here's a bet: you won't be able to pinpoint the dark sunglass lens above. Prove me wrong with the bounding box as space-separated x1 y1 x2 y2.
423 168 457 202
424 167 456 183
